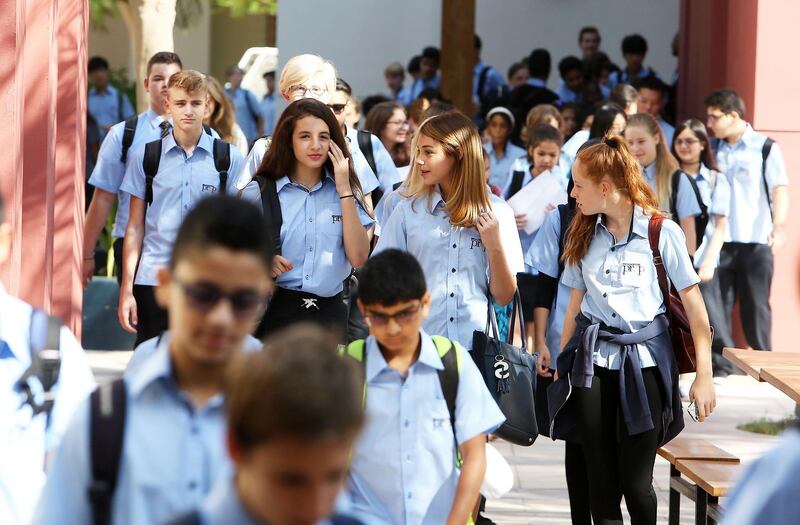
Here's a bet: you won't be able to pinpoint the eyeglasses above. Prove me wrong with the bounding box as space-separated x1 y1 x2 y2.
287 84 327 100
174 278 267 320
386 120 410 128
706 113 726 122
365 302 422 327
328 103 347 115
674 138 700 147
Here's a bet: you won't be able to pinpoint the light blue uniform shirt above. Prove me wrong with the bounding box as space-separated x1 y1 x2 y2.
120 131 249 286
658 117 675 146
374 190 524 350
32 333 236 525
392 87 413 108
259 93 276 137
484 142 526 189
722 428 800 525
716 125 789 244
561 129 590 172
89 108 169 238
561 206 700 369
88 85 135 137
346 126 399 193
555 82 610 103
643 163 701 220
0 286 95 525
692 164 730 270
473 62 506 101
525 208 570 363
410 76 440 100
266 172 375 297
226 87 261 144
347 330 505 525
374 186 408 230
526 77 547 88
608 66 658 87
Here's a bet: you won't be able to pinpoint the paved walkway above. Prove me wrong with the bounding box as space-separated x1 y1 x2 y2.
86 352 796 524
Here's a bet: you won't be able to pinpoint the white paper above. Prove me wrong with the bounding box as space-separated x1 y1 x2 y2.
506 168 568 234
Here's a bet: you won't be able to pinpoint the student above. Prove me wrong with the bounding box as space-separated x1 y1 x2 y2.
483 107 526 190
164 326 365 525
0 193 95 525
260 70 276 136
608 34 659 86
507 61 529 89
365 101 411 168
345 249 505 525
385 61 413 107
562 104 627 170
583 51 616 92
552 137 716 524
118 70 249 345
625 113 701 254
473 34 507 123
243 98 373 338
560 102 580 140
225 65 263 144
609 83 639 115
88 55 135 138
374 111 523 350
637 76 674 145
205 75 249 155
407 55 422 84
705 89 789 352
519 104 562 145
82 52 183 287
578 26 602 59
33 196 274 525
410 46 441 100
344 95 362 129
556 56 586 104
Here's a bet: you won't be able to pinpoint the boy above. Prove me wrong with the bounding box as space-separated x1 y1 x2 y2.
705 89 790 352
385 62 412 107
345 249 505 525
556 56 585 104
609 34 658 86
578 26 601 59
260 70 276 136
33 196 274 525
88 55 135 137
637 76 674 144
0 193 95 525
225 65 263 144
118 70 250 345
410 46 441 100
166 326 365 525
83 52 183 286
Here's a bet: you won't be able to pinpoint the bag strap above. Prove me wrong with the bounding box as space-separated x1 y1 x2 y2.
477 65 491 101
142 139 163 207
212 139 231 195
761 137 775 222
203 124 213 136
88 378 127 525
117 89 124 123
506 170 525 199
119 115 138 163
15 309 62 421
647 214 671 313
258 176 283 256
557 204 571 276
357 130 377 178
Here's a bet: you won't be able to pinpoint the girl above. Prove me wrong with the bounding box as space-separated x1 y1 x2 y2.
205 76 248 155
483 106 526 190
563 104 627 170
245 98 374 337
364 101 411 168
625 113 701 254
552 136 716 524
374 111 523 350
672 118 734 375
520 104 562 144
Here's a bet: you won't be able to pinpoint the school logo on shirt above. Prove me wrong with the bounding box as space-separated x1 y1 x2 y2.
331 214 342 224
621 262 644 276
470 238 484 251
201 184 217 193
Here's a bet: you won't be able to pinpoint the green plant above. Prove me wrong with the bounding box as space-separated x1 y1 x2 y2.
108 67 137 110
737 418 796 436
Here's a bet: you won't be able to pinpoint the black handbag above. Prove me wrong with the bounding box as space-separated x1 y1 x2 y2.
471 291 539 446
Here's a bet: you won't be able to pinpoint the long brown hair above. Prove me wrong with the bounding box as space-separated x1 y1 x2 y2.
405 110 490 228
626 113 678 210
253 98 369 214
205 76 236 143
562 135 662 266
365 101 410 166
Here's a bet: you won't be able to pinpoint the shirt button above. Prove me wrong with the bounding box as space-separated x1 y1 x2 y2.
605 269 610 274
611 247 616 252
407 492 412 500
603 293 607 298
451 268 456 273
308 246 313 252
305 275 310 280
188 481 197 490
406 454 412 461
309 218 313 222
612 313 617 318
450 293 454 298
404 420 410 428
452 243 457 249
449 317 454 322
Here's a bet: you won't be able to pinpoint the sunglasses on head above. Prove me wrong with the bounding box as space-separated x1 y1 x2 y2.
328 103 347 115
174 279 267 320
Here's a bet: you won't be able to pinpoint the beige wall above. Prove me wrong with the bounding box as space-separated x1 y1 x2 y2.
209 11 268 81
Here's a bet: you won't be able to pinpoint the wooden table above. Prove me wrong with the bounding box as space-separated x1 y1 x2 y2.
759 368 800 405
722 347 800 381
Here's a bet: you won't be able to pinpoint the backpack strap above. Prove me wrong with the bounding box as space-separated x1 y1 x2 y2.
15 309 62 421
431 335 462 467
357 130 377 179
477 65 491 102
119 115 138 163
556 204 571 276
117 89 124 123
647 214 671 313
330 515 364 525
89 378 127 525
142 139 163 207
161 510 202 525
341 340 367 405
259 176 283 256
203 124 213 136
212 139 231 195
506 170 525 199
762 138 775 222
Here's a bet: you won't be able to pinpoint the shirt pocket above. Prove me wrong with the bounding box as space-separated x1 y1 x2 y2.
619 251 650 288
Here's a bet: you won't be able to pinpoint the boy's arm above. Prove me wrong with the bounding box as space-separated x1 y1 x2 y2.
446 433 486 525
118 196 145 333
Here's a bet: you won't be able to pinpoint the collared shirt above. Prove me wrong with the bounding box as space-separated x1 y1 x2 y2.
658 117 675 146
32 334 236 525
555 82 610 104
561 206 700 369
391 87 414 108
226 87 261 144
608 66 658 87
483 142 526 189
260 92 276 137
347 330 505 525
410 76 441 100
525 207 570 362
89 108 170 238
345 126 398 194
526 77 547 89
374 186 407 231
692 164 730 270
472 62 506 102
561 129 590 172
0 286 94 525
374 190 524 350
715 125 789 244
642 163 701 220
120 131 249 286
266 172 375 297
88 85 135 137
722 428 800 525
503 156 570 197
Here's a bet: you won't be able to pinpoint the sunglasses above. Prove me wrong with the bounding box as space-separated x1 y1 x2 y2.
328 103 347 115
365 303 422 327
174 279 267 320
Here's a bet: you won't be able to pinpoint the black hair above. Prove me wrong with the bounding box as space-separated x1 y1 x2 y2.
88 56 109 73
358 249 427 306
704 89 746 119
558 56 583 79
263 71 275 80
361 94 391 118
579 26 600 42
635 75 667 96
527 48 551 79
417 87 445 103
621 34 648 55
422 46 440 63
507 61 527 80
170 196 274 272
336 78 352 96
672 118 720 171
583 51 614 81
407 55 421 75
474 34 482 50
589 104 625 139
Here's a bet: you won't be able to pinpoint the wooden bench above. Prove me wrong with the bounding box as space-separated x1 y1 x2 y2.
658 435 739 525
675 459 741 525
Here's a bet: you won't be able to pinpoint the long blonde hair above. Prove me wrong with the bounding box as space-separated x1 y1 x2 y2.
205 76 236 143
405 111 490 228
626 113 678 210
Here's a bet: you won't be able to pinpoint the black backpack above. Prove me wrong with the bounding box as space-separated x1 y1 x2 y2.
669 169 708 244
15 309 62 421
120 118 214 164
506 170 526 200
357 129 383 202
761 138 775 222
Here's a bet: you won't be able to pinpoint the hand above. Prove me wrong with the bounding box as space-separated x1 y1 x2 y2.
688 374 716 422
271 255 294 278
697 264 715 283
768 225 785 251
328 141 352 195
82 257 95 288
476 209 501 250
535 345 552 377
118 288 138 334
514 213 528 230
544 202 557 213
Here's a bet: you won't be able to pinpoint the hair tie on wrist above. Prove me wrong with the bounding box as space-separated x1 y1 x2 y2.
340 194 354 200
